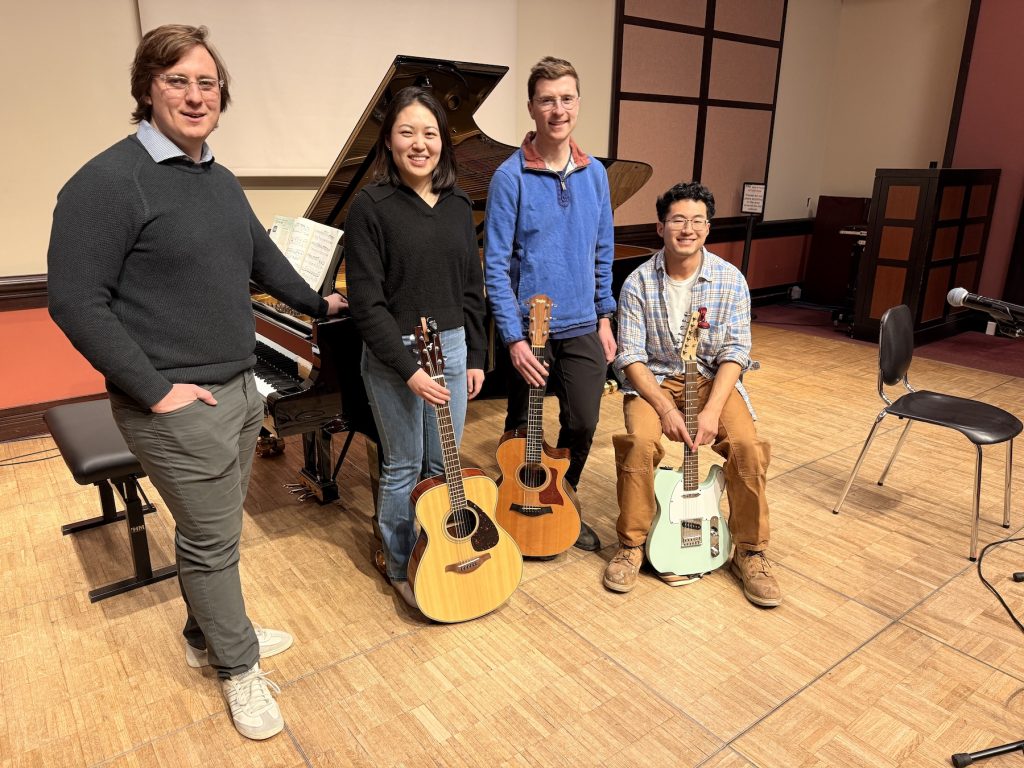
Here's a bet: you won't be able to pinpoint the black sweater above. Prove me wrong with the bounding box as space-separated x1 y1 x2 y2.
47 136 327 408
345 183 486 381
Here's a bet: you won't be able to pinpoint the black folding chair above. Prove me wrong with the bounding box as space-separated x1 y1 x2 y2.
832 305 1021 560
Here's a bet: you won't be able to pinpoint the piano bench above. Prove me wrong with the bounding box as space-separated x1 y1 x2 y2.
44 399 177 602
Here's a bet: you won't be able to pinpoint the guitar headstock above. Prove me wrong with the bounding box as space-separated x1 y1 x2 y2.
680 307 708 363
414 317 444 380
528 294 553 349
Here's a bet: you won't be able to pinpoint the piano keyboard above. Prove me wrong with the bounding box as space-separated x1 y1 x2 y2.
254 338 306 400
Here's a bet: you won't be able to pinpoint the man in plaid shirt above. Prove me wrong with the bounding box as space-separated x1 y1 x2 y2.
604 182 779 606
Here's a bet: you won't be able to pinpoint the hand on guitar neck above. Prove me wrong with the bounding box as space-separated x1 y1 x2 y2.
407 367 451 405
509 339 549 387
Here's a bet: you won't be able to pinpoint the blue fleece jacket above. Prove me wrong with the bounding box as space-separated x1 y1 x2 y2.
484 133 616 344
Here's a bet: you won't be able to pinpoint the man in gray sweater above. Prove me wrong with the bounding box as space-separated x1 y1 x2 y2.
47 25 345 741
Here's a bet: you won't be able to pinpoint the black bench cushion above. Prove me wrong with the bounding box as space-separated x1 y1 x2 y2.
45 400 144 485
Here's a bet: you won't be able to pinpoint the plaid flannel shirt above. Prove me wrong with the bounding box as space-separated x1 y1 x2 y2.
613 248 757 418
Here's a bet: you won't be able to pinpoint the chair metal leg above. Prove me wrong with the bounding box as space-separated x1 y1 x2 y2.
877 419 913 486
1003 440 1013 529
834 410 888 514
970 445 983 562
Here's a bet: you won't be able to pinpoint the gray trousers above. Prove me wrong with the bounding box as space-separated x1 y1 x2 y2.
109 371 263 678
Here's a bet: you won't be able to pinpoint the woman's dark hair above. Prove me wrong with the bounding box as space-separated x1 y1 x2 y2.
656 181 716 221
370 86 458 193
130 25 231 124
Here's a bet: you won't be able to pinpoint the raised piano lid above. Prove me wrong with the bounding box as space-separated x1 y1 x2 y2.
304 54 653 238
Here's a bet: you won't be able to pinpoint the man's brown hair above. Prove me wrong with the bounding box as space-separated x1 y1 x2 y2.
130 24 231 124
527 56 580 100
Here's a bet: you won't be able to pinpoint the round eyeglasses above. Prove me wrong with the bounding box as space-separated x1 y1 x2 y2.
533 95 578 111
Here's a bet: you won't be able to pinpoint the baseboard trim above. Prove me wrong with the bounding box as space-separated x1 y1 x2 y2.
0 274 47 311
0 393 107 442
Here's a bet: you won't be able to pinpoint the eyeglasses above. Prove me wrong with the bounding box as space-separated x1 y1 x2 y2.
663 216 710 231
533 95 578 111
154 73 224 97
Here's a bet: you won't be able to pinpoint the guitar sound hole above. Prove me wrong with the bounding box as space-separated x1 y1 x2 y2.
517 462 547 490
445 507 479 539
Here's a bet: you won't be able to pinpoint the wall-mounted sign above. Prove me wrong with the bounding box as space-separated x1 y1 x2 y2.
741 182 766 216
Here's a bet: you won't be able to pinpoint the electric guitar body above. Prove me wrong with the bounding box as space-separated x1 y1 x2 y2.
494 295 581 557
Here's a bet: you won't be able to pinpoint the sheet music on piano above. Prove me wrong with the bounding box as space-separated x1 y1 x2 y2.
269 215 343 293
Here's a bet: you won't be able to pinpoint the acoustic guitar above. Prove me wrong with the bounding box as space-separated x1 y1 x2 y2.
408 318 523 622
494 295 582 557
645 307 731 581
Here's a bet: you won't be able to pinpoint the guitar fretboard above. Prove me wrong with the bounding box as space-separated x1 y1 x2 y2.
431 373 467 511
525 345 547 465
682 359 699 492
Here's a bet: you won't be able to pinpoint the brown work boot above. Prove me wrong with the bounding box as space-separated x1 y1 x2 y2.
730 550 782 607
603 545 644 593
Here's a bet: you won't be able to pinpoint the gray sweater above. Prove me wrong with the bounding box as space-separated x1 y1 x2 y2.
48 136 327 407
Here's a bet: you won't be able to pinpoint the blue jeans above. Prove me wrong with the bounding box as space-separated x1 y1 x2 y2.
362 327 469 581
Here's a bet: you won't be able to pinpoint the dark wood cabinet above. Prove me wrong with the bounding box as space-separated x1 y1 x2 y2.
853 168 999 343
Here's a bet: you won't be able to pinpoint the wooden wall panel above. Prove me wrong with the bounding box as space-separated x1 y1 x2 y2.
620 27 703 97
714 0 785 39
702 107 772 217
709 40 779 103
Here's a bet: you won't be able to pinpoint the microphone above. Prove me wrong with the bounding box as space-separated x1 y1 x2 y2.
946 287 1024 324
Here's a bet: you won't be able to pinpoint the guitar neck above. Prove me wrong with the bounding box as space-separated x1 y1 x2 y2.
682 360 699 491
432 374 466 509
525 345 546 463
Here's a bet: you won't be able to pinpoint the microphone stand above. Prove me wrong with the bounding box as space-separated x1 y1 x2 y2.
951 740 1024 766
949 317 1023 767
995 322 1024 339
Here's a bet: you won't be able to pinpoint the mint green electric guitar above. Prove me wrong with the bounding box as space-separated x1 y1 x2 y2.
646 308 731 582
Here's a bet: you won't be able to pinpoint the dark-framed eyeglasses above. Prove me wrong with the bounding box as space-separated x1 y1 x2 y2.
663 216 710 231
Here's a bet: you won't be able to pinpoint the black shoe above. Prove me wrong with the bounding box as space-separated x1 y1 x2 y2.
573 521 601 551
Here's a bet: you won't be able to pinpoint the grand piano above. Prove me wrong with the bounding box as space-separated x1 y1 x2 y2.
251 55 653 504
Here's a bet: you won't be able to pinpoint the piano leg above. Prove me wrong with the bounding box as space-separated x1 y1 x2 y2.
298 427 339 504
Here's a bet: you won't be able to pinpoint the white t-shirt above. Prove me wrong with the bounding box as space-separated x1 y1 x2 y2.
665 270 699 346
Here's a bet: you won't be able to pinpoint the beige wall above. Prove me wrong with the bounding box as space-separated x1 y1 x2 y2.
4 1 139 276
819 0 970 198
764 0 842 220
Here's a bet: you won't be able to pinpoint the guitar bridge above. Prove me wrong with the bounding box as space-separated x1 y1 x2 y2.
510 503 552 518
680 519 702 548
444 552 492 575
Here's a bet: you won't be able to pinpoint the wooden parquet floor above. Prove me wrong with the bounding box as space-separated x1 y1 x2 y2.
2 324 1023 767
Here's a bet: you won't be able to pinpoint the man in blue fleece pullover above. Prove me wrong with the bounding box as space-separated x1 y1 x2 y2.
484 56 617 552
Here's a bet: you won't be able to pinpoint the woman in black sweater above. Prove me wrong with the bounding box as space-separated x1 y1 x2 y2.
345 87 486 609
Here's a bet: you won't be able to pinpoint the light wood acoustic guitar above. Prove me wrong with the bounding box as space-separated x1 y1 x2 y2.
645 307 731 582
408 318 523 622
494 295 582 557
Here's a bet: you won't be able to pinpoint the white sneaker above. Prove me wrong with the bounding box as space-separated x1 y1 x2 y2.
222 662 283 740
186 625 294 669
